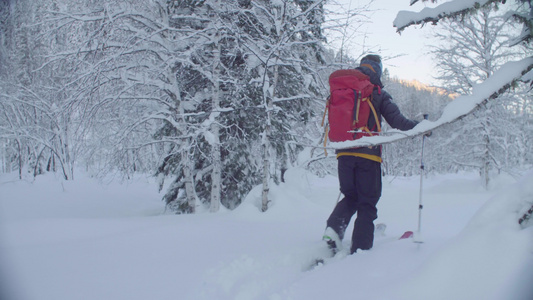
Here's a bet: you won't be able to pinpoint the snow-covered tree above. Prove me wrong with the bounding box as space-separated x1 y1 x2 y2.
395 0 532 86
389 1 533 186
0 0 104 180
429 6 529 187
401 0 532 43
235 0 328 211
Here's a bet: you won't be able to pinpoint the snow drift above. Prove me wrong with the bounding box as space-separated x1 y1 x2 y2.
0 168 532 300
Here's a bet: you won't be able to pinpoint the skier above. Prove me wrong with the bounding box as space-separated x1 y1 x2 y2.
323 54 419 254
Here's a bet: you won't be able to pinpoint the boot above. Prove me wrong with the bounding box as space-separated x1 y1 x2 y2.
322 227 342 255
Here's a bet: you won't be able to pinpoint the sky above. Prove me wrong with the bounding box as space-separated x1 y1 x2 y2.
327 0 441 86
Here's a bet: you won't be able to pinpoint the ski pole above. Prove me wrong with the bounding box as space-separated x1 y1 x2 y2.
415 114 429 243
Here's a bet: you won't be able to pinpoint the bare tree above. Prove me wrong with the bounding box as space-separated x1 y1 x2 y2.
429 6 528 187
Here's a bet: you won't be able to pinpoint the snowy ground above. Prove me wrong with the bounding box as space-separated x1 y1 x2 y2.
1 168 532 300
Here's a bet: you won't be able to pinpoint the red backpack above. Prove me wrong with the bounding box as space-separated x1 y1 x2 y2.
322 69 382 146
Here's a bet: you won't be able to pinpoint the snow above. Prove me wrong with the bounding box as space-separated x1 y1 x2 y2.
394 0 493 31
1 168 532 300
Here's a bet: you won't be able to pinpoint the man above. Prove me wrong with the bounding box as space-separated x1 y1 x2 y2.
323 54 419 254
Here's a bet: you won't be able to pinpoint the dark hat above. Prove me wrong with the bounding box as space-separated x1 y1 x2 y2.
359 54 383 87
360 55 382 78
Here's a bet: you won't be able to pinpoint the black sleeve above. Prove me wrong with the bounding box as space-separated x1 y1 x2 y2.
380 91 418 131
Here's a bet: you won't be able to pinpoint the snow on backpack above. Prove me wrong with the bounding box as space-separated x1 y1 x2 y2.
322 69 382 150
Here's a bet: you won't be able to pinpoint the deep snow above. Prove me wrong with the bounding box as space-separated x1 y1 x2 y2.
1 168 532 300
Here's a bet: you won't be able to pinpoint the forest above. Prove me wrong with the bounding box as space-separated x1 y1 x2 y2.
1 0 532 213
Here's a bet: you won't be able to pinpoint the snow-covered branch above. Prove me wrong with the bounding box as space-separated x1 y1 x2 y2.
394 0 504 33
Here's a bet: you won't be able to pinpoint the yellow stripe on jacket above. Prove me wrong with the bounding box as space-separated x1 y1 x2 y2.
336 152 382 163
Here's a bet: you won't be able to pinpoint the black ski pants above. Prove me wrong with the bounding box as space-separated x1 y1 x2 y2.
326 156 382 253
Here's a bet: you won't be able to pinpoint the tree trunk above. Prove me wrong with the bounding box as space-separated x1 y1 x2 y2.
261 134 271 212
182 144 196 213
169 64 196 213
16 139 22 180
481 118 490 190
210 38 222 213
482 135 490 190
261 63 279 212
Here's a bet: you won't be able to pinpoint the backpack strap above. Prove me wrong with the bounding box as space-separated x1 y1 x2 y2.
321 97 329 127
367 96 381 132
354 91 361 125
322 97 330 156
